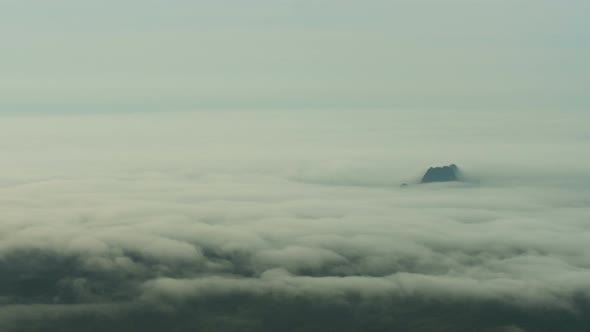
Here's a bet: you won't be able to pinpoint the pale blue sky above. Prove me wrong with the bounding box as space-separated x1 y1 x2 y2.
1 0 588 110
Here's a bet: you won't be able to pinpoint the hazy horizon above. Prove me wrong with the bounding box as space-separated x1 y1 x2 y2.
2 0 589 110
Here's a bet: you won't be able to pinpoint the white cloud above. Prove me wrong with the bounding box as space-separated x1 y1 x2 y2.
0 110 588 330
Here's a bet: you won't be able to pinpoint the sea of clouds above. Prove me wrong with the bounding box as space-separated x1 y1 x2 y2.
0 110 589 331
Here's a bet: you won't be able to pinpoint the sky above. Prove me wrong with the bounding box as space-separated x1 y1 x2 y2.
1 0 589 110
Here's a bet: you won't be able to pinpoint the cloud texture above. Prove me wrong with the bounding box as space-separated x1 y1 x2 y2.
0 110 589 331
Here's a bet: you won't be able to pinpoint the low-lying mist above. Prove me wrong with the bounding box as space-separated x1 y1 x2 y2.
1 110 589 331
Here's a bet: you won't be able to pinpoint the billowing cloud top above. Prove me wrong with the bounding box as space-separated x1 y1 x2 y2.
0 110 589 331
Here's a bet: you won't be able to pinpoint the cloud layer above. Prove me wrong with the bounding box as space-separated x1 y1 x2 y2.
0 110 589 331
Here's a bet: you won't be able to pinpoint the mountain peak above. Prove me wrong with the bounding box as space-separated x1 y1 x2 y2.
421 164 461 183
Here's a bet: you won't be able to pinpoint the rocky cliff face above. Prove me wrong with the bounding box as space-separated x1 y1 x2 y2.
421 164 461 183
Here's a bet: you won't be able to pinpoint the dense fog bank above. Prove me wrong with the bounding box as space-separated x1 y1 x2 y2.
1 110 589 331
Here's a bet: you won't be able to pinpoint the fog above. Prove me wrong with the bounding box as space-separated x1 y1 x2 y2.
0 110 588 331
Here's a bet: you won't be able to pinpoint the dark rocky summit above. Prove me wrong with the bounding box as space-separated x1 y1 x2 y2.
421 164 461 183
